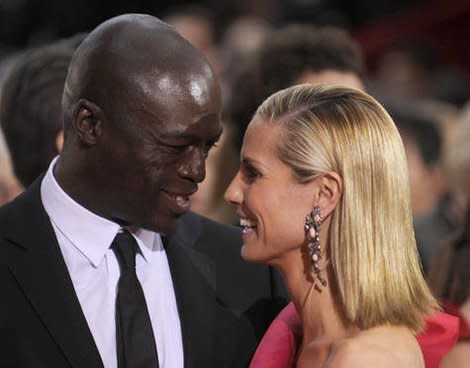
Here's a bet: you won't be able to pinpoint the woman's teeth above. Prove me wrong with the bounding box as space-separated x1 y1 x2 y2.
240 218 257 232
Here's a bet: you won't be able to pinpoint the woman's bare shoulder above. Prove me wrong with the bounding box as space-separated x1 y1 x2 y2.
440 342 470 368
325 326 424 368
324 337 395 368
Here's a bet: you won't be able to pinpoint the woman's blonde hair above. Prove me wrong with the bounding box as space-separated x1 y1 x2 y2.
255 84 438 332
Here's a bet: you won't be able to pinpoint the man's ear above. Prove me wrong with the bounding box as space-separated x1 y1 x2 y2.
55 130 64 153
73 99 104 145
317 171 343 217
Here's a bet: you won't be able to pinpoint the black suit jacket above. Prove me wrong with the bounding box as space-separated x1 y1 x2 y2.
0 178 287 367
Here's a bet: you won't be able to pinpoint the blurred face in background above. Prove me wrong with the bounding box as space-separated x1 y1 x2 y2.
401 135 445 217
295 69 365 91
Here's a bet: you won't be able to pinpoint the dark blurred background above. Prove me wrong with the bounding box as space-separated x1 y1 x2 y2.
1 0 469 70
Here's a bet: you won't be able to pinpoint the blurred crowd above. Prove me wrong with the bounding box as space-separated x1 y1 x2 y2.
0 1 469 365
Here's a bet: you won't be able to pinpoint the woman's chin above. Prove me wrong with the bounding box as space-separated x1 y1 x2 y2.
241 244 258 262
241 243 271 264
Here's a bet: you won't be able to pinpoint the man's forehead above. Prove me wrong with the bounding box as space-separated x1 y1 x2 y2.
133 62 217 99
125 67 220 123
127 95 221 138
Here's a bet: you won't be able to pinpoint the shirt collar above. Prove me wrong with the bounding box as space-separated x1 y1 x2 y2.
41 157 160 267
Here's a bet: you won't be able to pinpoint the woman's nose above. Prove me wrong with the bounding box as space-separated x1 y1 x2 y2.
224 171 243 205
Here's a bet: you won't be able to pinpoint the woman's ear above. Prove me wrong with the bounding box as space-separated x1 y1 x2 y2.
317 171 343 217
73 99 103 145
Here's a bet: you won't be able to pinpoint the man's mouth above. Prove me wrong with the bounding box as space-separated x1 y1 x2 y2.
162 190 193 212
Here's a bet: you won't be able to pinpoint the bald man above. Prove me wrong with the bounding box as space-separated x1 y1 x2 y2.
0 14 286 368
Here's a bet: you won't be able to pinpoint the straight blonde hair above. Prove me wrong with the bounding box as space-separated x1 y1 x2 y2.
256 84 438 332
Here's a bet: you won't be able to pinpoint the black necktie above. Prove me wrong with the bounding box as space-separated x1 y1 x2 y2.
112 230 159 368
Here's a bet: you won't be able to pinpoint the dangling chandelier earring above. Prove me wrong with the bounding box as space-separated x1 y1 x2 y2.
305 206 327 287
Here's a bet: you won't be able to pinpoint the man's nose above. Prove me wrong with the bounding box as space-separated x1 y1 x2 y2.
178 147 206 183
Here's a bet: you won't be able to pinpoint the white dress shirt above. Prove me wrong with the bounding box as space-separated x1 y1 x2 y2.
40 158 184 368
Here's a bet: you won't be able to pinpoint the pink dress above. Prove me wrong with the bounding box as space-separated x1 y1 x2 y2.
250 302 459 368
441 300 470 341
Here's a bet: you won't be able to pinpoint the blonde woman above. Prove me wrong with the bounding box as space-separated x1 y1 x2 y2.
225 84 440 367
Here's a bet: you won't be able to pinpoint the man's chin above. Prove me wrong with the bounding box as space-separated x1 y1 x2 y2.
144 213 184 235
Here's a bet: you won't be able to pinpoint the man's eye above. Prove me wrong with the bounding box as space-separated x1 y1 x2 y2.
163 144 187 154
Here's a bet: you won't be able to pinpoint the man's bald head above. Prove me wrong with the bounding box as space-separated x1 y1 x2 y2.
55 14 222 233
62 13 216 141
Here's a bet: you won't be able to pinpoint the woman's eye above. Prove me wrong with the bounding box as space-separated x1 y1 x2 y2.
244 165 260 180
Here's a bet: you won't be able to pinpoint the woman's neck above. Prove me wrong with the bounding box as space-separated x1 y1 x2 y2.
276 249 357 355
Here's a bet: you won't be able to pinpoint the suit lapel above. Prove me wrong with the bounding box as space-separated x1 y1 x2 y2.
4 179 103 368
163 213 216 368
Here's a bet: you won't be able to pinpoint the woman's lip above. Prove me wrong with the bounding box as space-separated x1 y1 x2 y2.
241 227 256 242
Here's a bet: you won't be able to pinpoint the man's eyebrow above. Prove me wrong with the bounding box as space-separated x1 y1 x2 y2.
157 126 223 141
131 106 223 140
131 105 162 121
